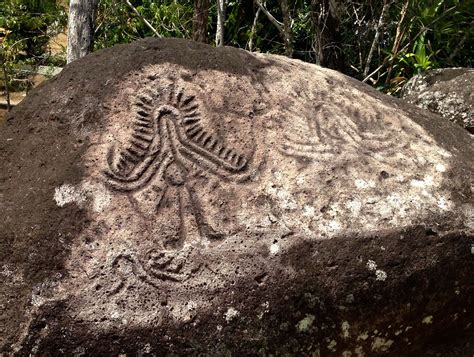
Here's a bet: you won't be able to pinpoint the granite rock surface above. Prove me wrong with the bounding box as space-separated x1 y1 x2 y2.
401 68 474 134
1 38 473 355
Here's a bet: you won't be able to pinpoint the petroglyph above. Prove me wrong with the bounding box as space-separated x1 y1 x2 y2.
109 247 199 291
279 92 435 171
103 78 256 284
5 40 473 355
258 75 450 183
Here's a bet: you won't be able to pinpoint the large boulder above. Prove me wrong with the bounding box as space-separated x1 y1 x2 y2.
401 68 474 134
1 38 473 355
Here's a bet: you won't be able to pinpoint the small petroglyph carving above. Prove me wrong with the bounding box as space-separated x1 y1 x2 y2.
279 93 433 170
282 109 401 161
103 78 254 284
109 247 198 293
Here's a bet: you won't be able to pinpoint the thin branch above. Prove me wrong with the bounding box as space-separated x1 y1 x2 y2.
247 4 262 51
0 55 11 112
124 0 162 38
362 63 385 83
255 0 283 33
363 0 392 77
393 0 410 54
385 0 409 84
351 2 364 70
363 38 413 83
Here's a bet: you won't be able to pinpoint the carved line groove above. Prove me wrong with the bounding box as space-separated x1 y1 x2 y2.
103 80 255 284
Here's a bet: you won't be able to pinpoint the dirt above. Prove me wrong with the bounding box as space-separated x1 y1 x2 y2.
48 32 67 56
0 109 6 124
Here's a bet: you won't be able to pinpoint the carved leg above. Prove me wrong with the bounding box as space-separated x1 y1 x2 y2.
185 182 223 242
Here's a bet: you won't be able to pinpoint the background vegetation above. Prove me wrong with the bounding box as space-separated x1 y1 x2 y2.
0 0 66 93
1 0 473 97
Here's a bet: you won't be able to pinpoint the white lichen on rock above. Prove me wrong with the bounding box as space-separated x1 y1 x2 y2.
53 184 86 207
327 339 337 352
82 181 111 213
224 307 240 322
296 314 315 332
302 205 315 217
355 179 376 190
357 331 369 341
437 197 453 211
53 181 111 212
270 242 280 255
371 337 394 352
435 163 446 172
422 315 433 324
366 260 377 271
367 260 387 281
401 68 474 132
375 270 388 281
341 321 351 338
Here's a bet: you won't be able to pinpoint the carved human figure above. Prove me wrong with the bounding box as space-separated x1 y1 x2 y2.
103 81 253 283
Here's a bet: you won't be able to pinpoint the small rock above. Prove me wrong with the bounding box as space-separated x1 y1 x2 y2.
401 68 474 133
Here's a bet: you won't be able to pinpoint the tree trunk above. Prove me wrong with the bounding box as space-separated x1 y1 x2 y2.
279 0 293 57
193 0 210 43
255 0 293 57
310 0 345 71
1 56 11 112
216 0 226 46
67 0 98 64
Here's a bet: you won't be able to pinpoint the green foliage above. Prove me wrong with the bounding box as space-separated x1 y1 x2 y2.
379 0 474 94
0 0 66 91
94 1 137 48
0 0 66 59
291 4 314 61
138 0 194 38
94 0 194 50
224 1 256 49
1 0 472 96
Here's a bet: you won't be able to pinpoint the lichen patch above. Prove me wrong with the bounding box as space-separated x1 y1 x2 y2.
224 307 240 322
53 184 86 207
342 321 351 338
371 337 393 352
297 314 316 332
422 315 433 324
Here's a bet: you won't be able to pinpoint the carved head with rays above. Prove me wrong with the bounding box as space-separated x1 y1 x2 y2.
104 79 253 194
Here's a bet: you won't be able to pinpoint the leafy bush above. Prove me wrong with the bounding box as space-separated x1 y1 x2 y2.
94 0 194 50
0 0 66 61
1 0 472 96
0 0 66 91
358 0 474 94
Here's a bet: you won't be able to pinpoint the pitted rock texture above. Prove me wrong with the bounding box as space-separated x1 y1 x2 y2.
401 68 474 134
1 38 473 356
